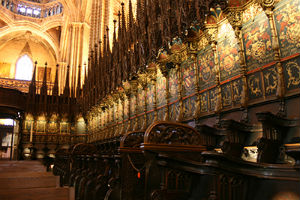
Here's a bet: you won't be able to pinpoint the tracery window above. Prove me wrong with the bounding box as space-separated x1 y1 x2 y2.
1 0 62 18
17 4 41 17
15 54 34 81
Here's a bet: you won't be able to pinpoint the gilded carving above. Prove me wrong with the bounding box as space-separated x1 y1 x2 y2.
232 79 242 104
241 76 249 107
209 89 217 111
225 7 243 29
215 86 223 113
263 67 278 95
222 84 232 107
0 78 31 93
248 74 263 98
274 0 300 58
146 63 157 84
286 61 300 88
243 3 263 23
169 37 188 64
205 27 218 46
198 35 209 51
157 48 170 64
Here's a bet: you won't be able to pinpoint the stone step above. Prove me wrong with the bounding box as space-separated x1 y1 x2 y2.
0 172 57 189
0 160 70 200
0 187 69 200
0 161 46 172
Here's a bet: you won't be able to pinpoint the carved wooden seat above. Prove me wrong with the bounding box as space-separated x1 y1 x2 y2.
219 119 258 158
68 143 98 199
195 124 225 150
53 147 71 186
144 118 300 200
141 121 216 200
200 150 300 200
75 137 123 200
256 112 300 163
285 143 300 167
119 130 146 200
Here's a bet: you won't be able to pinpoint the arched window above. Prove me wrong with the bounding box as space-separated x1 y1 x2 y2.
15 54 34 81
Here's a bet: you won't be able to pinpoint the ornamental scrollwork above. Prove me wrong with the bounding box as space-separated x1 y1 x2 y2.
225 7 243 30
144 121 206 146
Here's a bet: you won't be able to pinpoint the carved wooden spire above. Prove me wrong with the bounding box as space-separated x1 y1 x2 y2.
38 62 48 114
29 61 37 95
83 62 88 112
106 26 111 93
113 20 117 44
118 11 123 63
106 26 111 76
118 11 122 42
121 2 127 41
76 65 82 98
93 44 98 103
40 62 48 96
103 34 107 95
112 20 117 90
94 43 98 86
86 57 91 107
89 49 94 98
106 26 110 49
27 61 37 113
52 64 59 96
103 35 107 56
63 65 70 97
84 61 87 87
136 0 142 26
128 0 134 43
98 40 102 60
71 76 75 99
98 40 103 98
136 0 145 35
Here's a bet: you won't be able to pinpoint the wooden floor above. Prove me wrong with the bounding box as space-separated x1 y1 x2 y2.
0 160 69 200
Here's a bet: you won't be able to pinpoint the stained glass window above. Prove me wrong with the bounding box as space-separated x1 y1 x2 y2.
15 54 34 81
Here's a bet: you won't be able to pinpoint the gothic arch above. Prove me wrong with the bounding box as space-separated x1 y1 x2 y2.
0 27 59 61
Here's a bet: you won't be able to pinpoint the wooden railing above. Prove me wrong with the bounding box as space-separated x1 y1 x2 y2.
22 133 87 145
0 77 54 93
